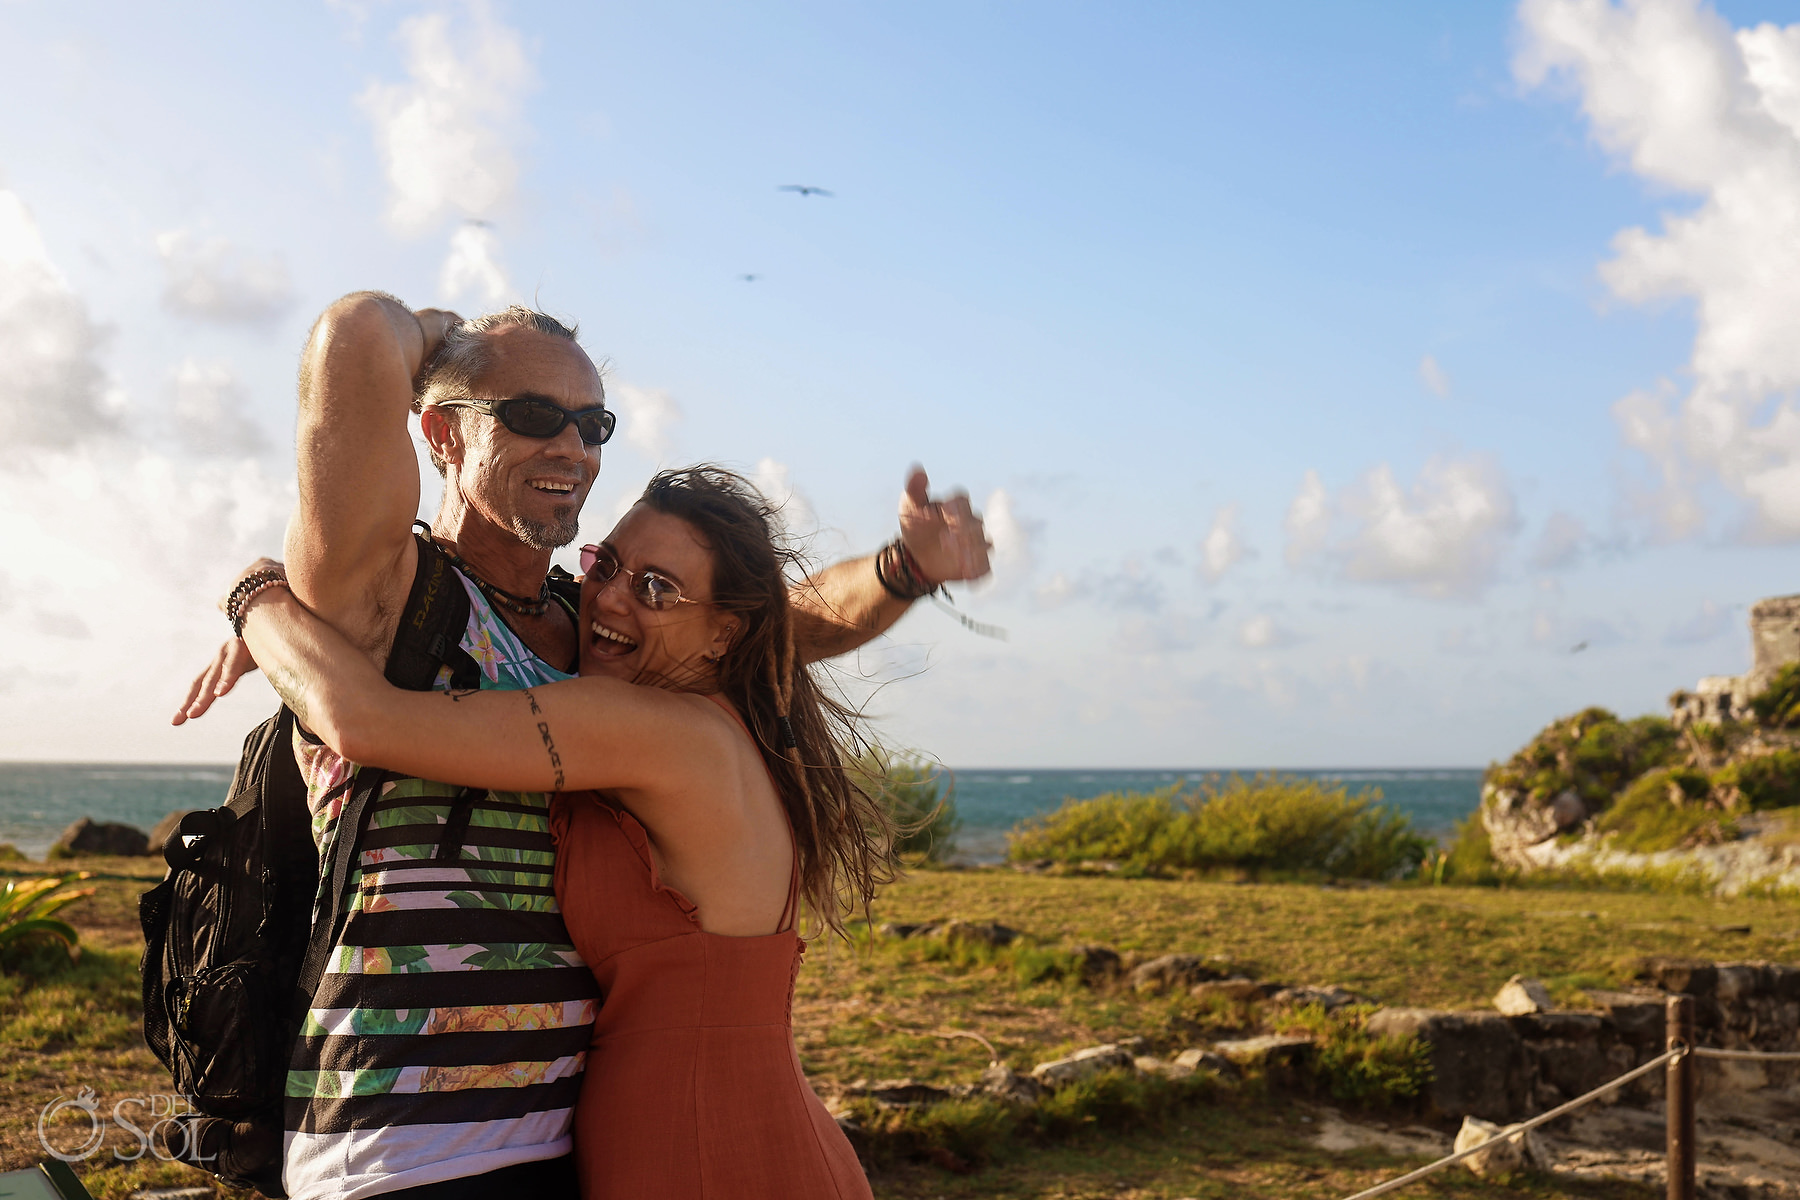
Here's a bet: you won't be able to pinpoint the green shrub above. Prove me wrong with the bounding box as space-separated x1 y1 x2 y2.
1485 708 1679 813
0 873 94 965
1713 751 1800 811
1005 776 1428 880
1438 815 1507 885
1596 769 1733 852
1749 663 1800 728
1274 1004 1432 1106
857 750 961 864
1031 1067 1211 1139
0 844 26 863
849 1093 1021 1168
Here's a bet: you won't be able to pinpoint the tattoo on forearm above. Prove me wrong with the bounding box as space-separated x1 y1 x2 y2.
447 689 477 702
268 666 311 727
521 688 565 789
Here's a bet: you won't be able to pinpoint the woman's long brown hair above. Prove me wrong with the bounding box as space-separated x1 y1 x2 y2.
636 466 897 938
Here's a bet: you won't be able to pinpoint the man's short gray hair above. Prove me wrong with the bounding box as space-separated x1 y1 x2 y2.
415 306 584 475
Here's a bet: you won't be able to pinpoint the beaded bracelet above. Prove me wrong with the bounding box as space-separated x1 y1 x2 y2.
874 539 940 602
226 569 290 638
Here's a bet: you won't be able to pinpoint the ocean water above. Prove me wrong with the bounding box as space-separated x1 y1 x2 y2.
0 763 236 860
944 768 1484 864
0 761 1482 864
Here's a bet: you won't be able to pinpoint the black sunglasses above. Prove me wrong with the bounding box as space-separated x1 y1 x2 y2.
436 396 616 446
579 544 702 611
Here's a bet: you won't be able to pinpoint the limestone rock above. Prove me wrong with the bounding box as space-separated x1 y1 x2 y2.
1211 1034 1312 1067
1269 984 1367 1012
1030 1044 1136 1089
1492 975 1553 1016
877 919 1019 947
976 1064 1044 1105
148 810 196 858
52 817 150 858
1478 787 1562 869
1132 1055 1187 1078
1453 1115 1546 1177
840 1078 952 1108
1172 1048 1240 1077
1365 1008 1531 1121
1073 944 1123 983
1549 790 1586 832
1190 977 1266 1004
1128 953 1222 995
938 919 1020 948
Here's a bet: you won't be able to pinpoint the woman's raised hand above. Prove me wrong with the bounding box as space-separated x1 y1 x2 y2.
171 556 285 725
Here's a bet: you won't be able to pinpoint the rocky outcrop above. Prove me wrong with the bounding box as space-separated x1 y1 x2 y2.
1031 1043 1138 1088
1128 953 1224 994
51 817 150 857
1491 810 1800 896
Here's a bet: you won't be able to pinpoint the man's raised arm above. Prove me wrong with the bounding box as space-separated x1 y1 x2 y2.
285 293 454 659
790 468 992 662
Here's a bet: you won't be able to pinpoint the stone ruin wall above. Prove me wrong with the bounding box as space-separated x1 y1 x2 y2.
1371 958 1799 1123
1670 593 1800 727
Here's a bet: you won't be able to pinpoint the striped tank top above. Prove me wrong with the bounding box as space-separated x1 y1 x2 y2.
283 570 601 1200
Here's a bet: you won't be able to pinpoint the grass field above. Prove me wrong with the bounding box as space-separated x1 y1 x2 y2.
5 857 1786 1197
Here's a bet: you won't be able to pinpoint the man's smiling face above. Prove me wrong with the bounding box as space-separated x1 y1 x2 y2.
451 326 606 550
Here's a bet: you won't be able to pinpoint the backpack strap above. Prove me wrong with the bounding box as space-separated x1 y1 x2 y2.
292 767 390 1024
388 525 479 692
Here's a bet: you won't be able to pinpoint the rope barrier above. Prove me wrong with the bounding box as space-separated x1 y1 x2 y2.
1692 1046 1800 1062
1337 1048 1680 1200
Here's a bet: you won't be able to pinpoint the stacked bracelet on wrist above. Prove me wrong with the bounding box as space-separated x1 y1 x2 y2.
226 568 290 638
874 539 940 602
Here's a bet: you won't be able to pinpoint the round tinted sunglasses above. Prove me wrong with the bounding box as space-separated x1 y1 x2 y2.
579 544 702 611
436 396 617 446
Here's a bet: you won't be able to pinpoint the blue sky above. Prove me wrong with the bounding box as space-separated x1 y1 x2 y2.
4 0 1799 767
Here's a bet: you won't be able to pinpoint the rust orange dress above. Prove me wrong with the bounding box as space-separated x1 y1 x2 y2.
549 729 873 1199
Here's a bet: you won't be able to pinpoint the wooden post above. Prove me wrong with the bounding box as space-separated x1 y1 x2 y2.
1666 994 1695 1200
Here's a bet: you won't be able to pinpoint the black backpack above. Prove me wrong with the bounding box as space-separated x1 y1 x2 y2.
138 533 580 1196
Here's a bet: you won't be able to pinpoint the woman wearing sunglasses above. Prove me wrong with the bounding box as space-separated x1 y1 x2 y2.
234 466 890 1200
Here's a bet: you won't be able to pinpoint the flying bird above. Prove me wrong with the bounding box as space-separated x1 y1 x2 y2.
779 185 833 198
739 274 760 282
1570 641 1589 654
462 218 495 228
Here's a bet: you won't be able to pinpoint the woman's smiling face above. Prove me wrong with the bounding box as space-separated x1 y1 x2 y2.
578 504 738 685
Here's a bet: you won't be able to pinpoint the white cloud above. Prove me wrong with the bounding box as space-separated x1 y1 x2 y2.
437 221 511 308
360 1 534 314
609 381 683 461
155 230 294 325
981 488 1038 590
1529 510 1589 571
1284 454 1518 599
1198 502 1249 583
0 182 296 760
753 456 817 536
1519 0 1800 539
359 2 533 235
0 189 117 449
1418 354 1451 399
1284 470 1331 565
170 359 269 457
1236 613 1299 650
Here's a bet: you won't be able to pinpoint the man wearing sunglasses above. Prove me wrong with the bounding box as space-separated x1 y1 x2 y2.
176 291 990 1200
